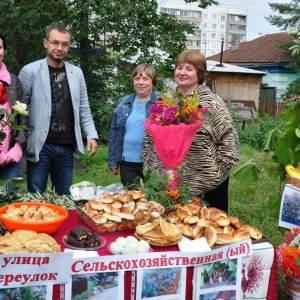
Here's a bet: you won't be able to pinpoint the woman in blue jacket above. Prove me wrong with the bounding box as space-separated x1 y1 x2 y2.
108 63 159 187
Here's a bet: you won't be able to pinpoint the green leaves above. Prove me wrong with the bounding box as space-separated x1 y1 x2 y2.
268 195 281 218
232 159 260 187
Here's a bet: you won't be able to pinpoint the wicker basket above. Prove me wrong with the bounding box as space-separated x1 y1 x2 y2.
282 276 300 299
286 175 300 189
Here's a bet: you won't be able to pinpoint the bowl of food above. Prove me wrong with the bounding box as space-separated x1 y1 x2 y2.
0 202 68 234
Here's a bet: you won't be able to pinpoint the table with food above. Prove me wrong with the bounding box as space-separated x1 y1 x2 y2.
0 187 277 300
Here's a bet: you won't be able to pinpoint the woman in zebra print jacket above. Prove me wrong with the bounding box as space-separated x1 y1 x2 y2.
141 50 239 212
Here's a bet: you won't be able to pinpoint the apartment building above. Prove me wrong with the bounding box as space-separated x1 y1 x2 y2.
157 0 247 57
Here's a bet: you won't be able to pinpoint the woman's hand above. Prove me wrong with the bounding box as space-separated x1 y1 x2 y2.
1 157 15 167
110 167 119 175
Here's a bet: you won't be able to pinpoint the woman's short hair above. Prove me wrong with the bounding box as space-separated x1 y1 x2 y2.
0 33 7 51
175 50 207 84
131 63 158 86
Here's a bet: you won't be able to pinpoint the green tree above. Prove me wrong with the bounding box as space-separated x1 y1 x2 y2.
265 1 300 96
266 0 300 30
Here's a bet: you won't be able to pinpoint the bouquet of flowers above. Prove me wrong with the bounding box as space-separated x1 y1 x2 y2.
147 91 209 126
277 227 300 279
145 91 209 190
0 100 28 143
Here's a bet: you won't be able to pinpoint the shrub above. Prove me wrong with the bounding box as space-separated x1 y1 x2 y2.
236 114 282 150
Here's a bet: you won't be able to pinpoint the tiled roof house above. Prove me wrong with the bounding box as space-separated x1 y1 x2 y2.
207 32 298 102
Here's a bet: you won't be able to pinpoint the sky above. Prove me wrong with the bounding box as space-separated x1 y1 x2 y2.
218 0 292 41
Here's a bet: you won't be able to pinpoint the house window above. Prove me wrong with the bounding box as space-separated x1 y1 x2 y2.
202 23 207 29
220 15 226 21
212 14 217 20
203 13 208 20
212 24 217 29
211 32 216 39
220 24 225 30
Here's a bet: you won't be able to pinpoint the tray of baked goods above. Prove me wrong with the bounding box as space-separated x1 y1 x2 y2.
164 203 266 248
77 190 165 234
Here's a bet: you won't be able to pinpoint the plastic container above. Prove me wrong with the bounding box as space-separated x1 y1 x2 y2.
77 206 138 234
0 202 68 234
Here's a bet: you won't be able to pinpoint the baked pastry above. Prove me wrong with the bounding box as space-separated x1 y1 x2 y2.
176 207 192 219
234 230 251 242
250 226 262 240
128 190 145 200
184 215 199 225
135 218 182 246
12 230 38 246
0 233 23 248
223 225 236 235
216 233 235 245
197 219 220 229
199 206 210 219
103 213 122 222
214 216 230 227
185 203 201 215
239 224 251 232
181 224 193 238
24 233 60 253
99 193 115 204
132 208 145 221
0 230 60 253
204 226 217 247
228 215 241 229
192 226 206 239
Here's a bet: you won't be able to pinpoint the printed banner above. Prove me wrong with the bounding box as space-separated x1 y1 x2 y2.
70 240 252 275
0 252 73 288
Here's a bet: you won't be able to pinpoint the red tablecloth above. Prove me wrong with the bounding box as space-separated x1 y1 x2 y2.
52 210 277 300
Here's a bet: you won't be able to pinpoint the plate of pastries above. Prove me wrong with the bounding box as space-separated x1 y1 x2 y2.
77 190 165 234
165 204 263 248
135 217 182 247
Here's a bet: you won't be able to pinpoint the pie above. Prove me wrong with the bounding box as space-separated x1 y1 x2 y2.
0 230 60 254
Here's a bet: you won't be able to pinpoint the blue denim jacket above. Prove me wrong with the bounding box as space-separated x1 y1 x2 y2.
108 91 159 168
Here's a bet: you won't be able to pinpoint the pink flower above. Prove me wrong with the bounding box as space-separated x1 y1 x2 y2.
200 107 211 114
277 243 286 266
150 102 164 114
163 106 178 122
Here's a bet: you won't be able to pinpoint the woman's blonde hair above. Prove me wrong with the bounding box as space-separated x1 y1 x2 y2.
175 50 207 84
131 63 158 86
